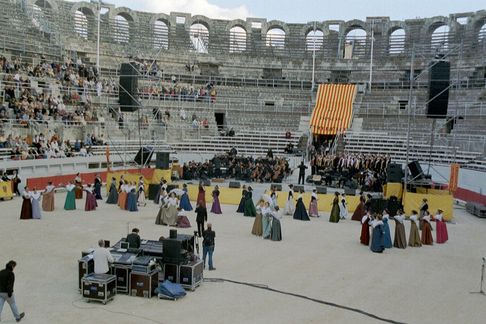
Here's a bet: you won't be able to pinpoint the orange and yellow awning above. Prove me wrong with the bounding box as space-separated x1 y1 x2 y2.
310 84 357 135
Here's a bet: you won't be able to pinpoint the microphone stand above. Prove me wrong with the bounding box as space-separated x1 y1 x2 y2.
471 258 486 296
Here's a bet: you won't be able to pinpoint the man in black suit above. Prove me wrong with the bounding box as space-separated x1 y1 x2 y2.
0 260 25 322
298 161 308 185
195 202 208 237
126 228 141 249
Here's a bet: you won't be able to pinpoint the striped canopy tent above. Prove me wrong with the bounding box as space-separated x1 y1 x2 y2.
310 84 357 135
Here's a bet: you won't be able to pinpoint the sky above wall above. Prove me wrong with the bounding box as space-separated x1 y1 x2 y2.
69 0 485 22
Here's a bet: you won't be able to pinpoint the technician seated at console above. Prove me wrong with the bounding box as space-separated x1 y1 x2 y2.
93 239 114 274
125 228 141 249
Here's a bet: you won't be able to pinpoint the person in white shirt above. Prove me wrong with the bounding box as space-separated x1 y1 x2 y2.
93 240 113 274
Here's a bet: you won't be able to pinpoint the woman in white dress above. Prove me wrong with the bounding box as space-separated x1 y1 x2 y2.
339 194 348 220
284 184 295 215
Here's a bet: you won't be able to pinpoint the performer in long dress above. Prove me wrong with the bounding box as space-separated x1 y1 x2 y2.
308 189 319 217
408 211 422 247
210 185 223 214
433 209 448 244
236 185 247 213
42 182 55 212
159 192 178 226
252 199 264 236
176 207 192 228
421 211 434 245
329 192 340 223
118 181 128 210
12 170 21 196
124 182 134 210
293 191 310 221
154 179 167 205
270 187 278 209
419 198 429 230
243 186 256 217
30 188 42 219
155 190 168 225
84 184 97 211
20 187 32 220
370 215 385 253
360 212 371 245
137 177 146 207
351 192 366 221
393 210 407 249
179 183 192 211
262 201 273 239
339 194 348 220
270 206 282 241
106 177 118 204
93 174 102 200
197 183 206 208
283 184 295 215
382 210 392 248
74 173 83 199
64 181 76 210
127 183 138 212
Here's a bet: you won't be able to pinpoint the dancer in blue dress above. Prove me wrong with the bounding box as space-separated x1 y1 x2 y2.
382 210 393 249
127 183 139 212
370 215 385 253
179 183 193 211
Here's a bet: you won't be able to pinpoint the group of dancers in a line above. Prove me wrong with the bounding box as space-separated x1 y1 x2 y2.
236 184 348 222
360 208 449 253
19 173 104 219
150 181 222 232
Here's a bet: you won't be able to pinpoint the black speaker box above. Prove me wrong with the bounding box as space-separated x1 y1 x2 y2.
229 181 241 188
427 60 450 118
294 185 304 193
315 186 327 194
156 152 170 169
344 187 356 196
386 163 404 183
271 184 282 191
119 63 140 112
407 161 424 180
370 198 387 214
148 184 159 200
134 147 154 166
163 239 182 260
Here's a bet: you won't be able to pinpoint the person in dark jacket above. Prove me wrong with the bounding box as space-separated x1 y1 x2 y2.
297 161 308 185
203 223 216 270
195 201 208 237
125 228 141 249
0 260 25 322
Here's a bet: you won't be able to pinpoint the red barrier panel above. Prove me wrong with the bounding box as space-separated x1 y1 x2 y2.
26 168 156 189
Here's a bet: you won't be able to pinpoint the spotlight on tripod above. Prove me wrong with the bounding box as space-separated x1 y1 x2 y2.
470 257 486 296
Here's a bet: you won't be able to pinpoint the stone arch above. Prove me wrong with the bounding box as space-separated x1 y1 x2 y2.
226 19 248 33
343 20 369 36
228 23 247 53
304 24 325 51
189 15 211 32
70 2 97 40
264 21 288 48
109 8 138 44
27 0 57 11
388 24 407 54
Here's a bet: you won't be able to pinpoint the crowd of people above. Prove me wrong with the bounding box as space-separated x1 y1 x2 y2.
0 132 105 160
0 55 112 127
182 151 291 183
140 81 217 103
309 153 391 191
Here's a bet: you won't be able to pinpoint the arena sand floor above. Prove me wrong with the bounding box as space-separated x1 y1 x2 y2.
1 190 485 324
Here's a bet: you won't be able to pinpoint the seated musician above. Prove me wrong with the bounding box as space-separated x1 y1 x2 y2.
125 228 141 249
